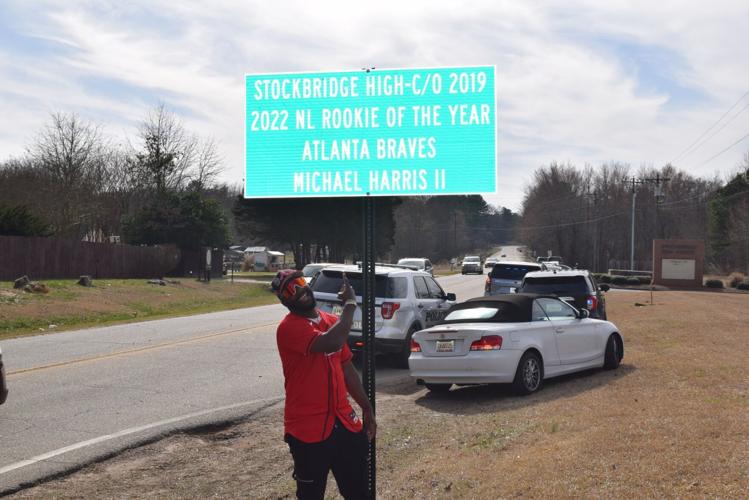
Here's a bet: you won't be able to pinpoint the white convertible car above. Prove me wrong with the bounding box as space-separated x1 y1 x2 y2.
409 293 624 394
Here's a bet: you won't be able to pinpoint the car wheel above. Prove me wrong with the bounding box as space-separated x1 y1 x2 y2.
424 383 452 393
603 334 621 369
512 351 543 395
395 325 419 369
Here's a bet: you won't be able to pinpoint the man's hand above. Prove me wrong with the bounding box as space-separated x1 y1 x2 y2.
337 273 356 304
363 407 377 442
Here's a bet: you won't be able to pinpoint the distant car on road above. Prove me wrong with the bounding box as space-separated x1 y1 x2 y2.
311 264 456 367
484 258 498 269
1 346 8 405
301 262 337 284
397 257 434 276
484 261 544 296
537 255 563 264
409 293 624 394
518 269 609 319
461 255 483 275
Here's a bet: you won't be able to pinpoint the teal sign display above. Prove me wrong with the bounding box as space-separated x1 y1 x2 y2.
244 66 496 198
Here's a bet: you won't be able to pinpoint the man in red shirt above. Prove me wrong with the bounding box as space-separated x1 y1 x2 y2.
272 269 376 499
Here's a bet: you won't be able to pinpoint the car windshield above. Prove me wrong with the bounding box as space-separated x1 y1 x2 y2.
398 259 424 268
312 270 407 298
302 264 326 277
441 301 527 323
464 256 480 262
521 276 588 295
490 264 540 280
443 307 499 321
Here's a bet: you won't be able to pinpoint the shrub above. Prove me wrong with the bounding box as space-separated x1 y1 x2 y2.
598 274 612 284
704 279 724 289
626 277 641 286
737 282 749 291
611 276 629 286
727 272 746 288
636 276 652 285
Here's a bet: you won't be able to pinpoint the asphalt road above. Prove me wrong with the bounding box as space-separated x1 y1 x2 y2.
0 272 486 493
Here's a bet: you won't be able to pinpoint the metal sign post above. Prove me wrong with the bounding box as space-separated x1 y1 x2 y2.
361 195 376 498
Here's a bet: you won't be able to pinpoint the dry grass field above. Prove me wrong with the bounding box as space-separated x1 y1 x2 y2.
10 290 749 498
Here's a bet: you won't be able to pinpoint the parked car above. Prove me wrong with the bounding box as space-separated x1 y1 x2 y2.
484 258 498 269
301 262 337 284
461 255 483 274
0 346 8 405
484 261 544 296
518 269 609 319
397 257 434 276
409 293 624 394
311 264 456 367
537 255 563 264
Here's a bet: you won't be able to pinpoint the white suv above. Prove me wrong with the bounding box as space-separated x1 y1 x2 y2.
311 264 456 367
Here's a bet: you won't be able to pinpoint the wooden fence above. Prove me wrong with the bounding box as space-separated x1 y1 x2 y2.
0 236 181 280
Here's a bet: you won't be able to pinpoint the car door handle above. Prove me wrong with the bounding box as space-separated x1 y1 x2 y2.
555 328 565 334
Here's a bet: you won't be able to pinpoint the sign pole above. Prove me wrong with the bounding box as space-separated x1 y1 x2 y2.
361 194 376 499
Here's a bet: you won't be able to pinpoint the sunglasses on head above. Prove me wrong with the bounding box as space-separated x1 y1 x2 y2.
281 277 307 300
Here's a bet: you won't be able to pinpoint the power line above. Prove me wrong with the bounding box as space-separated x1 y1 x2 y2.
684 101 749 162
694 132 749 167
670 89 749 164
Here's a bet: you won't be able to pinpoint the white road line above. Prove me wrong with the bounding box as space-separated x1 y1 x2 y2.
0 397 283 476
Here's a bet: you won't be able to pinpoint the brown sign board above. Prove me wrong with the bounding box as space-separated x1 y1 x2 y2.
652 239 705 287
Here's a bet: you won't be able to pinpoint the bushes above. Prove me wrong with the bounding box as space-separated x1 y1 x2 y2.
593 273 612 283
626 277 642 286
611 276 629 286
737 282 749 291
704 279 724 289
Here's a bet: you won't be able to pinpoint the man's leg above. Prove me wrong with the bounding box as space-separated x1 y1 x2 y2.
330 422 369 499
285 434 332 500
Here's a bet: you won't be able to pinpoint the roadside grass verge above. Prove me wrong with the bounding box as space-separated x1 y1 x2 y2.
0 279 277 340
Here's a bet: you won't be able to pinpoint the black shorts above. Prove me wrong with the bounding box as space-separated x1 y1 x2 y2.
285 419 368 500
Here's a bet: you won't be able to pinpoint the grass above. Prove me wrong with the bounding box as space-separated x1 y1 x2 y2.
0 278 277 340
12 289 749 498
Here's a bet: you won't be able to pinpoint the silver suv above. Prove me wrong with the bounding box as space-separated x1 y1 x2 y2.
461 255 482 274
311 264 456 367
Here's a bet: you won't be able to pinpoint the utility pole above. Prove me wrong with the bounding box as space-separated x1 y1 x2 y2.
625 174 670 270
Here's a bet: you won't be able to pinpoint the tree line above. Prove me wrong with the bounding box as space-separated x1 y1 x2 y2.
232 195 520 267
1 107 520 267
0 106 230 251
520 158 749 273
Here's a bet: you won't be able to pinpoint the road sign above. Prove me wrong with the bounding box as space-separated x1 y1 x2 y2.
244 66 497 198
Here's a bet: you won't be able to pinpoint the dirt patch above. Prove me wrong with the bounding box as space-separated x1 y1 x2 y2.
9 290 749 498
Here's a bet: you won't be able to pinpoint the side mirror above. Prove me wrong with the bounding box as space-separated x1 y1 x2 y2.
599 284 610 292
445 292 457 301
578 308 590 319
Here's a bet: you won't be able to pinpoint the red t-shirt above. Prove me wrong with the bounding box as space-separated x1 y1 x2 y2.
276 310 364 443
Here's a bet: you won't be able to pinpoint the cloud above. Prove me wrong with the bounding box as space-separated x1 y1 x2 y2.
0 0 747 211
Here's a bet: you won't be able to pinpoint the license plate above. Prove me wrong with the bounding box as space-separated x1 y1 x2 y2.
352 321 361 330
436 340 454 352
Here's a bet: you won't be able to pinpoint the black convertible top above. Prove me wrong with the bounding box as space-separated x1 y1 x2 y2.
439 293 557 324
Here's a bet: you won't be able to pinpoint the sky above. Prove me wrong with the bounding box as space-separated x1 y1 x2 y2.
1 0 748 211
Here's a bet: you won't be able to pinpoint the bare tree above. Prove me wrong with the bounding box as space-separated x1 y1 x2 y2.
26 112 107 238
129 104 222 195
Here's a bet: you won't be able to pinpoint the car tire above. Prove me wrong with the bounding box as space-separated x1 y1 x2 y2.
424 383 452 393
603 334 621 369
395 325 419 369
512 351 543 395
